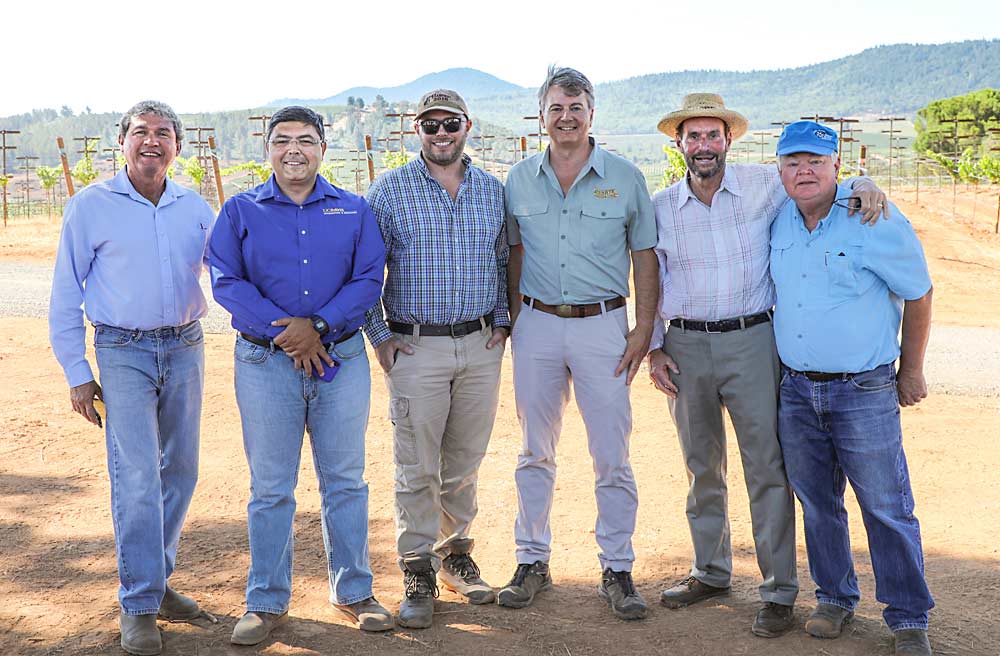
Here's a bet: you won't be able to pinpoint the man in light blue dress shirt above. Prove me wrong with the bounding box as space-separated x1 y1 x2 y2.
49 100 215 656
771 121 934 656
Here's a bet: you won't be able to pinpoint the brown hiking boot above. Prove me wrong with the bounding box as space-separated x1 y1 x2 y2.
659 576 731 608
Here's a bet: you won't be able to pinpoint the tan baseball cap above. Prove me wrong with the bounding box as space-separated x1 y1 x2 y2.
416 89 469 119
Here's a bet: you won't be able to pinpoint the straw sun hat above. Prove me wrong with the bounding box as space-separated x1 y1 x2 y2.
657 93 749 141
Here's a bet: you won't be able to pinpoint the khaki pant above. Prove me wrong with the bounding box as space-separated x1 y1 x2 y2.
386 324 504 570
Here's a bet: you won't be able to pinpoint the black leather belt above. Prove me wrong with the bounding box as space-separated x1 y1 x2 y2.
239 329 357 351
784 366 856 382
389 317 489 337
670 310 772 333
523 295 626 318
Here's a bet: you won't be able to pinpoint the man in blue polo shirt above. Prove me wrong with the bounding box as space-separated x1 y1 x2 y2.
209 106 391 644
770 121 934 656
50 99 213 656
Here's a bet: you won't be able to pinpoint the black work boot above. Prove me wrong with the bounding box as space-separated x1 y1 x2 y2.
398 560 438 629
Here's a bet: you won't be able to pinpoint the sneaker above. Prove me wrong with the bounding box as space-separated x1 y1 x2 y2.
230 611 288 646
751 601 795 638
597 569 648 621
120 613 161 656
440 550 496 604
894 628 933 655
333 596 394 632
659 576 731 609
157 587 200 622
805 603 854 639
398 562 438 629
497 561 551 609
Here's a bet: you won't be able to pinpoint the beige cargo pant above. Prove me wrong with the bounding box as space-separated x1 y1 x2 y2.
386 324 504 570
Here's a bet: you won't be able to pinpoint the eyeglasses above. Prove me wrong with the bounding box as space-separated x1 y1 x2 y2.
833 196 861 211
418 117 464 135
268 137 322 149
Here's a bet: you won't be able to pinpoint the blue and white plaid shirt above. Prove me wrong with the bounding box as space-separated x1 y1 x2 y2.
363 154 509 346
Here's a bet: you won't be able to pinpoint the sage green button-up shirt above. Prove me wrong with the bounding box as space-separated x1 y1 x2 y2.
505 140 656 305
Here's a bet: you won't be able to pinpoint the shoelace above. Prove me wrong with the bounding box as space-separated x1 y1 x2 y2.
507 563 535 587
607 570 637 596
404 569 440 599
445 553 481 581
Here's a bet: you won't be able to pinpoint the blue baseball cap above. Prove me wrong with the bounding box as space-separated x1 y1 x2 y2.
776 120 839 156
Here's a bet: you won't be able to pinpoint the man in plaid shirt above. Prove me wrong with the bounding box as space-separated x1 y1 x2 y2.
363 89 509 630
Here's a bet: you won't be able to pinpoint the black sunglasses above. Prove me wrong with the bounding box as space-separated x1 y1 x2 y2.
419 117 464 135
833 196 861 211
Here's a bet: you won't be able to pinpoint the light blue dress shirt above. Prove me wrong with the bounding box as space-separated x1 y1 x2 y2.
769 183 932 373
49 168 216 387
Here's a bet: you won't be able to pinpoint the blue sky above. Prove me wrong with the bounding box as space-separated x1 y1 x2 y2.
3 0 998 115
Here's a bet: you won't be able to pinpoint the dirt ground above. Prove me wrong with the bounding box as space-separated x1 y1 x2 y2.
1 187 999 656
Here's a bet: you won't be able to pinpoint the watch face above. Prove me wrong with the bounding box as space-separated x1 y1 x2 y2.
312 316 329 335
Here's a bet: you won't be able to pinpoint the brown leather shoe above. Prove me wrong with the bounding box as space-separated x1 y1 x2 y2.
120 613 161 655
659 576 731 608
333 596 394 632
805 603 854 639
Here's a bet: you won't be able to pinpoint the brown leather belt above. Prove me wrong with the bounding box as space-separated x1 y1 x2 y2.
523 295 626 318
239 329 357 351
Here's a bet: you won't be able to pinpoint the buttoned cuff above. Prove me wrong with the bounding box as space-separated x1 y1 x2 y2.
65 360 95 389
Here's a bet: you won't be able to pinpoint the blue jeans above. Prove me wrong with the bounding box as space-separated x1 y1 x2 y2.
94 321 204 615
234 332 374 613
778 363 934 631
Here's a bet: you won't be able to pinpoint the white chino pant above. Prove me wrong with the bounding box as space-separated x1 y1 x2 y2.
511 301 637 571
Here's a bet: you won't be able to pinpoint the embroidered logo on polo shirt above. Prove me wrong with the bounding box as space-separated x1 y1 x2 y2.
593 188 619 199
322 207 358 215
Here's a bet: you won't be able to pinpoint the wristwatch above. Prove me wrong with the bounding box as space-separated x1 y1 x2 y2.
310 314 330 337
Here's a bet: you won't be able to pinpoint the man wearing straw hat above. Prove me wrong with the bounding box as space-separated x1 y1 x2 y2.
647 94 888 637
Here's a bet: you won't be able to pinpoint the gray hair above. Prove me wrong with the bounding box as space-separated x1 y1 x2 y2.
119 100 183 140
537 65 595 111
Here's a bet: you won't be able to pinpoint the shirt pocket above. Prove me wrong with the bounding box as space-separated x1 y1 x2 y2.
581 199 627 258
510 200 549 243
826 241 863 298
768 234 796 292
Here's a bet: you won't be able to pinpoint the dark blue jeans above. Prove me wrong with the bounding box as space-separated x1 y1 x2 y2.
778 364 933 631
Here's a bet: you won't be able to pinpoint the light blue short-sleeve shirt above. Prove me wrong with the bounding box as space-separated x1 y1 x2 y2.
505 139 657 304
769 183 932 373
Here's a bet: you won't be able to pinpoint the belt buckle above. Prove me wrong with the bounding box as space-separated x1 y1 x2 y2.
555 304 573 318
705 321 722 334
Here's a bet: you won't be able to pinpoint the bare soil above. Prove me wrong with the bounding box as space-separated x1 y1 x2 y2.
1 188 999 655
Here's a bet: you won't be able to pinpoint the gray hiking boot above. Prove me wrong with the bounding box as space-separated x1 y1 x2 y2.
497 561 551 609
440 540 495 604
597 569 648 621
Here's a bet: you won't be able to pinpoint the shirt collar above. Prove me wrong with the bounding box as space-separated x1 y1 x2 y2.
110 167 184 207
537 136 605 180
415 152 474 183
678 163 742 207
255 173 341 204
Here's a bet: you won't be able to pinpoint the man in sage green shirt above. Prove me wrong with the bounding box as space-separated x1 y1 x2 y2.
497 66 660 621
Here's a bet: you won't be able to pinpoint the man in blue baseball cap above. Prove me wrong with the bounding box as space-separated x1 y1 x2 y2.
770 120 935 655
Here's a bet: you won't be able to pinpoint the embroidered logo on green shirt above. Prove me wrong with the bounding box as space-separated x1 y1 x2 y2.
593 188 619 199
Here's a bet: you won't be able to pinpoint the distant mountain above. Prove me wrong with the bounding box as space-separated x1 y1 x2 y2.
472 39 1000 133
269 67 525 107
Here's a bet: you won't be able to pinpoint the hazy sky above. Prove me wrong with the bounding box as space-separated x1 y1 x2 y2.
3 0 997 116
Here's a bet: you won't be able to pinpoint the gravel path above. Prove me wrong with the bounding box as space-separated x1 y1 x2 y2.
2 261 997 397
